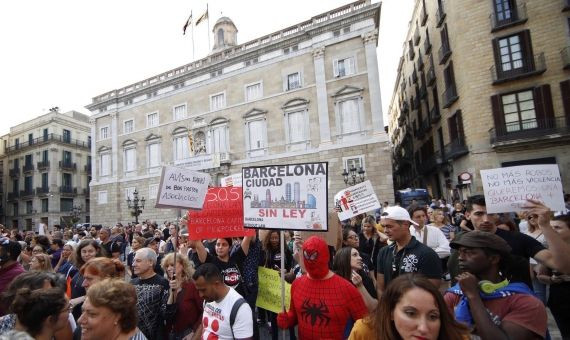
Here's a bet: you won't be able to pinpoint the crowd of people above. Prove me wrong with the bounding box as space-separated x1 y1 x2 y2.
0 194 569 339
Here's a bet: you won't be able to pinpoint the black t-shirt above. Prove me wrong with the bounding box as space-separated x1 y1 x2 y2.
204 247 247 297
376 237 442 286
358 233 385 270
448 229 545 288
131 274 172 339
260 248 293 271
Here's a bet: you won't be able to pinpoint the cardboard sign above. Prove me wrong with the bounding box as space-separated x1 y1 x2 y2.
256 266 291 313
188 187 255 240
334 180 381 221
221 173 242 187
242 162 328 231
481 164 565 213
155 166 210 210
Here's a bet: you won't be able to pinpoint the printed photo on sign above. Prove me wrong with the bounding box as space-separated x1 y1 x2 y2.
481 164 565 213
155 166 210 210
242 162 328 231
334 180 381 221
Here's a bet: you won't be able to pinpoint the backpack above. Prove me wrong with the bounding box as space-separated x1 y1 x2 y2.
229 298 247 339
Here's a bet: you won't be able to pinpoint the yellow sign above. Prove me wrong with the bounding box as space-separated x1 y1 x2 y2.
256 266 291 313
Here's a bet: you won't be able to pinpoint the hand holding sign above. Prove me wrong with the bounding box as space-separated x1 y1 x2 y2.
521 199 552 230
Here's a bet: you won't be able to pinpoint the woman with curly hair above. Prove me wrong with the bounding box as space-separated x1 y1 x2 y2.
349 274 469 340
160 253 203 340
78 279 146 340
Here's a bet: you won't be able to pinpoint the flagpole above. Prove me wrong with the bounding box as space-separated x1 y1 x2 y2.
191 10 195 60
206 3 211 51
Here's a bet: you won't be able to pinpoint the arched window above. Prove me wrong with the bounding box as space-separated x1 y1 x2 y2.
217 28 224 44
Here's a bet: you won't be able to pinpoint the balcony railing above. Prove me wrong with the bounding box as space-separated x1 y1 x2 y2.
442 84 458 108
438 43 452 65
490 53 546 84
7 192 19 201
23 164 34 173
59 161 77 171
489 117 570 147
424 37 432 54
60 186 78 196
5 133 90 154
420 5 428 26
417 53 424 71
37 161 50 170
426 65 436 86
20 189 35 198
430 106 441 123
561 47 570 69
36 187 50 195
9 169 20 178
490 2 527 32
421 116 431 134
436 0 446 27
414 27 420 45
443 138 469 161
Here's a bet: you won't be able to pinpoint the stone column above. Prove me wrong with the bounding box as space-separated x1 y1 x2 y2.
110 112 119 178
362 30 384 134
312 47 332 144
89 118 97 180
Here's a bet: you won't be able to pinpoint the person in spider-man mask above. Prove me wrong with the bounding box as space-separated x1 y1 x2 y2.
277 236 368 339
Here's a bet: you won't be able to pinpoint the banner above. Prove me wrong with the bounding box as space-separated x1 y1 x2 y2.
242 162 328 231
188 187 255 240
481 164 565 213
256 266 291 313
221 173 242 187
334 180 381 221
155 166 210 210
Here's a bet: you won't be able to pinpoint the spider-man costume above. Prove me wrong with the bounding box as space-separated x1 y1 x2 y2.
277 236 368 339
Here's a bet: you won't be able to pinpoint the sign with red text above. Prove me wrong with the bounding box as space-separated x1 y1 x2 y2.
242 162 328 231
481 164 565 213
156 166 210 209
334 180 381 221
188 187 255 240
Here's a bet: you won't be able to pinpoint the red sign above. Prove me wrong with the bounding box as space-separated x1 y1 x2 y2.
188 187 255 240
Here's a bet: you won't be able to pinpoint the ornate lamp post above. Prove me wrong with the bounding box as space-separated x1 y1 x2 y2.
342 165 366 186
126 189 145 224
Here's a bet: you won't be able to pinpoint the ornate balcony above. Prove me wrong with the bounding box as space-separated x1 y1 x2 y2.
19 189 35 199
5 133 90 154
60 186 78 197
23 163 34 173
36 187 50 196
490 53 546 85
59 161 77 171
37 161 50 170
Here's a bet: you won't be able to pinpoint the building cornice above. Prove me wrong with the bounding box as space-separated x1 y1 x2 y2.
86 0 380 113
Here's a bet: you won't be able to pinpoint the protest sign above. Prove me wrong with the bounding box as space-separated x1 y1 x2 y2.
481 164 565 213
256 266 291 313
242 162 328 231
334 180 381 221
221 173 242 187
188 187 255 240
155 166 210 209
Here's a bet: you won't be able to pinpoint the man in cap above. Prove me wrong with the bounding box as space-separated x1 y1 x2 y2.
145 236 164 276
0 237 25 316
277 236 367 339
444 231 547 339
376 206 442 296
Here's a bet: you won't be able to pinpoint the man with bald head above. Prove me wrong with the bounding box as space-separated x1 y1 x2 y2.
131 247 176 339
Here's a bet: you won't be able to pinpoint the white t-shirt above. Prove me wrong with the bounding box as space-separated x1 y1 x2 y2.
202 287 253 340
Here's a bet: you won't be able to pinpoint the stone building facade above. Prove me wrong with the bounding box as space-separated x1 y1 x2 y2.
0 110 92 230
86 0 394 225
388 0 570 201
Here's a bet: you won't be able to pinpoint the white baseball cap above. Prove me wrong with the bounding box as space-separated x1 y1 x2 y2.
381 206 419 226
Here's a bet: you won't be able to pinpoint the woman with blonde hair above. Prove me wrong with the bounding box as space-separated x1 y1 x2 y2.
160 253 203 340
29 253 54 272
78 279 146 340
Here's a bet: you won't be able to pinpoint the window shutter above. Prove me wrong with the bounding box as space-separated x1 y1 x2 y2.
491 38 502 78
490 95 505 136
533 85 554 129
456 110 465 141
561 80 570 125
520 30 535 70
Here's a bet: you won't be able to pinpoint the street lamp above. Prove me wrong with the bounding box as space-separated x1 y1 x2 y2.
126 189 145 224
342 165 366 186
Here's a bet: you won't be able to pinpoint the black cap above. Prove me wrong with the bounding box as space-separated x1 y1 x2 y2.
450 231 512 254
144 237 161 247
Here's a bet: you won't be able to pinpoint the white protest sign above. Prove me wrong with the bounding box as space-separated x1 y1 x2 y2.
242 162 328 231
481 164 565 213
334 180 381 221
155 166 211 210
221 173 242 187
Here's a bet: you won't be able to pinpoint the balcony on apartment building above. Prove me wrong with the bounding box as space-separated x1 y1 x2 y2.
443 138 469 161
430 105 441 123
23 163 34 174
424 36 432 55
7 192 19 201
414 27 421 46
417 53 424 71
420 151 444 175
438 42 452 65
491 53 546 84
59 186 78 197
19 189 35 199
36 186 50 196
442 84 458 108
5 133 90 154
420 4 428 26
490 2 527 32
426 63 436 86
421 116 432 134
436 0 446 27
561 46 570 69
37 161 50 170
489 117 570 149
8 168 20 178
59 161 77 171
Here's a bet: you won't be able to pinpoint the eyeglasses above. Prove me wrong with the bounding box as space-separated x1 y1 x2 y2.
347 235 359 240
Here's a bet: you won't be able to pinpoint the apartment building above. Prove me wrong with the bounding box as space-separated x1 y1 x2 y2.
0 110 92 230
388 0 570 200
86 0 394 225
